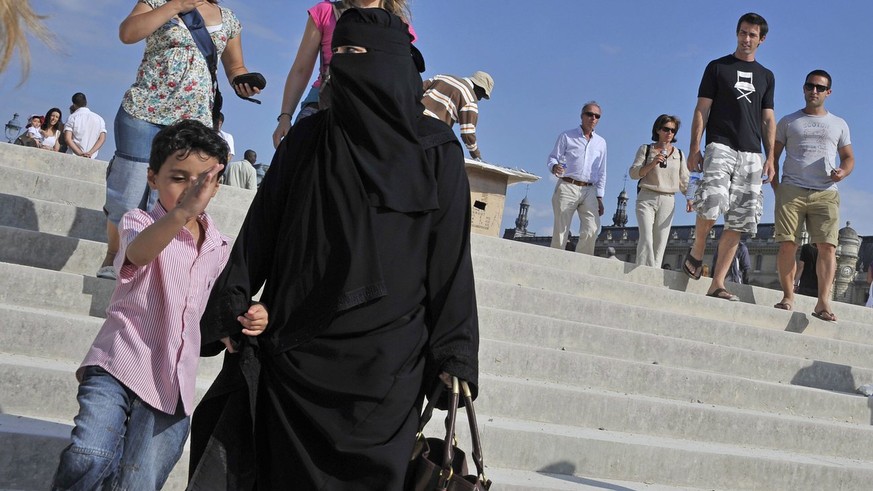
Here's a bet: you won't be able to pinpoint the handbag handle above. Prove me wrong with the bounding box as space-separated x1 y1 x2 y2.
437 377 461 488
461 380 487 483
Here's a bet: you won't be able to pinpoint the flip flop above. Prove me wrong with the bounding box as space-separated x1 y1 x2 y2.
706 288 739 302
682 250 703 280
773 302 793 311
812 310 837 322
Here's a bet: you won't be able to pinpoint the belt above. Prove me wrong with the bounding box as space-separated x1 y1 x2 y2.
561 176 592 186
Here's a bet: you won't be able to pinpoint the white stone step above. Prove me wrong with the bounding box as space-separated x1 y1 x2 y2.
477 416 873 491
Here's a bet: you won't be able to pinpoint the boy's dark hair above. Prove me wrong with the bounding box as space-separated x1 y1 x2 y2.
71 92 87 107
149 119 229 175
736 12 768 38
806 69 832 89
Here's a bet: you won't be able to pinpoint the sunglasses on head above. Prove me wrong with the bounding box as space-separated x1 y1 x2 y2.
803 83 829 93
583 111 601 119
660 126 677 134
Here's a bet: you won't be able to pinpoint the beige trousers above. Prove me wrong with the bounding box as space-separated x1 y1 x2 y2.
550 180 600 255
635 188 675 267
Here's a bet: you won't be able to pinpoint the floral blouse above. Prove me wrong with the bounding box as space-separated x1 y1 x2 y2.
121 0 241 126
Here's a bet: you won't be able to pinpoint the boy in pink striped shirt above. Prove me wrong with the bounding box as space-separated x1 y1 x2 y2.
52 120 268 491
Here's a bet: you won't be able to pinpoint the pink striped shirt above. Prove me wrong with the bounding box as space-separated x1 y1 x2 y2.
79 204 230 415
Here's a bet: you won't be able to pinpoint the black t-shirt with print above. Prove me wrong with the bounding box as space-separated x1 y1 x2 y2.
698 54 775 153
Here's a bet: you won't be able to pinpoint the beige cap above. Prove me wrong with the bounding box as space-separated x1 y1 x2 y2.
469 71 494 99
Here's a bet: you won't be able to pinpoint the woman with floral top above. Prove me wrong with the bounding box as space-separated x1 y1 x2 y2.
97 0 260 280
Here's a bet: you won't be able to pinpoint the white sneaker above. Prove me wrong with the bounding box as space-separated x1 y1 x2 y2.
96 265 117 280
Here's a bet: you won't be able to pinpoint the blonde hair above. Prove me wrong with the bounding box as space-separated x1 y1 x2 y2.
0 0 54 79
343 0 411 21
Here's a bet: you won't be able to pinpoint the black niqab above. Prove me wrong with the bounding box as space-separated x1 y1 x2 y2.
328 8 438 212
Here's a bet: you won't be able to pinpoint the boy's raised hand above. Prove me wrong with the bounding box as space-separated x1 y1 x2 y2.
177 163 224 221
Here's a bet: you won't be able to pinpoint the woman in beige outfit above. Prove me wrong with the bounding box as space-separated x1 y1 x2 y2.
629 114 690 267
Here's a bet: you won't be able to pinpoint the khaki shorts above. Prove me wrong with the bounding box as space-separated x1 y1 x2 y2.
693 142 763 233
774 183 839 245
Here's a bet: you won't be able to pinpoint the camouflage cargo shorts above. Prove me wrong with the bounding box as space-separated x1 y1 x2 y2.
693 142 764 234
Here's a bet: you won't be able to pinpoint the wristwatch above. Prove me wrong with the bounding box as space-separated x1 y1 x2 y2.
277 112 293 122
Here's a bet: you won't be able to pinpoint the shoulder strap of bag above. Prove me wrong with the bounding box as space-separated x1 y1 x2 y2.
178 9 218 78
637 144 651 194
178 8 222 126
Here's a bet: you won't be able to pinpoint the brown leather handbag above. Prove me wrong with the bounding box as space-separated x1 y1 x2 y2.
407 377 491 491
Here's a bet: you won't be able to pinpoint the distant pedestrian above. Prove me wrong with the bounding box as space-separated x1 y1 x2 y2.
64 92 106 159
606 246 620 261
683 12 775 304
547 101 607 255
216 112 235 161
629 114 689 267
865 263 872 308
39 107 63 152
222 149 258 190
422 71 494 160
712 240 751 286
793 243 819 297
772 69 853 321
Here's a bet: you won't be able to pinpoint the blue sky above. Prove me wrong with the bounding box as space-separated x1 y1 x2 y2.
3 1 872 236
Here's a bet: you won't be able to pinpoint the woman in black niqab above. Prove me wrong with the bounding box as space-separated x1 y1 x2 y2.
188 8 479 491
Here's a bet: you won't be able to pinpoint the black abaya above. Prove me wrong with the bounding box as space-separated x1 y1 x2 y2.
188 10 479 489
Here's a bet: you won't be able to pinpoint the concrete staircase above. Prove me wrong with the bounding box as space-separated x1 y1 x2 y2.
2 141 873 490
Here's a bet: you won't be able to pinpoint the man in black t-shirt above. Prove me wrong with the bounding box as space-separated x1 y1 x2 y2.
682 12 776 302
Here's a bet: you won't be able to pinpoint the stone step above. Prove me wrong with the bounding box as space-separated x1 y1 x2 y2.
0 193 106 242
0 145 258 211
2 413 683 491
0 302 223 373
473 252 873 340
479 307 873 395
0 141 108 184
0 353 222 424
480 338 870 424
0 262 113 318
477 275 873 358
471 233 873 325
6 285 869 409
485 468 707 490
5 325 869 431
478 416 873 491
478 374 873 462
0 167 252 234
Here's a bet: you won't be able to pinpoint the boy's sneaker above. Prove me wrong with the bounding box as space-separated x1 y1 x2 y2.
96 265 117 280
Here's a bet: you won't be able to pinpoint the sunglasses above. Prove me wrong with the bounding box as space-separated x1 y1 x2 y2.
803 83 829 93
660 126 677 134
582 111 601 119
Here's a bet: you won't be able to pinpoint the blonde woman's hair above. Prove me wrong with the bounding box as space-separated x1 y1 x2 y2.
0 0 54 79
342 0 411 21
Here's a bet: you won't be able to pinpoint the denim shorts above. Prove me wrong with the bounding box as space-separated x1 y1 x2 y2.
104 107 160 224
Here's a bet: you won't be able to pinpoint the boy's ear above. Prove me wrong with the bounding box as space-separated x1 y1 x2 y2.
146 168 158 190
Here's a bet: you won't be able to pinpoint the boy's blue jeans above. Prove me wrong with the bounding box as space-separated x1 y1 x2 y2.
51 366 189 491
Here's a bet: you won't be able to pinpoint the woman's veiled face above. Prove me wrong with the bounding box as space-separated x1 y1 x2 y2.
332 45 368 54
